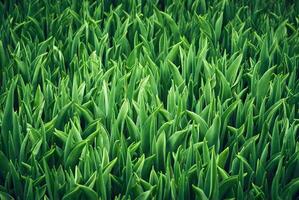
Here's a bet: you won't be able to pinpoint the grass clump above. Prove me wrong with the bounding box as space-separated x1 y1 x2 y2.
0 0 299 199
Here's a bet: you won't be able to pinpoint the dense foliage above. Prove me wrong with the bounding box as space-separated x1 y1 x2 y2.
0 0 299 199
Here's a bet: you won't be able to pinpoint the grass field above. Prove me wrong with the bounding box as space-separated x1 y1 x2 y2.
0 0 299 199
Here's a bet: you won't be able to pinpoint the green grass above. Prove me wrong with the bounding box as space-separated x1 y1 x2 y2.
0 0 299 199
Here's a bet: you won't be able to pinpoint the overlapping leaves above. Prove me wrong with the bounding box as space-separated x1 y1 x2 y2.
0 0 299 199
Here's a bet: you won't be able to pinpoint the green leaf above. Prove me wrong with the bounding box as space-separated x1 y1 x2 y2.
0 151 10 177
65 141 87 168
215 12 223 41
168 127 190 151
256 66 276 105
217 147 229 169
1 79 17 154
283 178 299 199
62 186 81 200
219 175 238 199
168 60 184 86
166 42 181 63
205 114 220 148
186 110 208 134
226 54 243 84
192 185 208 200
116 99 129 127
79 184 98 200
156 131 166 169
135 190 151 200
0 40 6 66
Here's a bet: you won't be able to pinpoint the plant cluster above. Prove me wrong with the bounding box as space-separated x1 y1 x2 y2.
0 0 299 199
